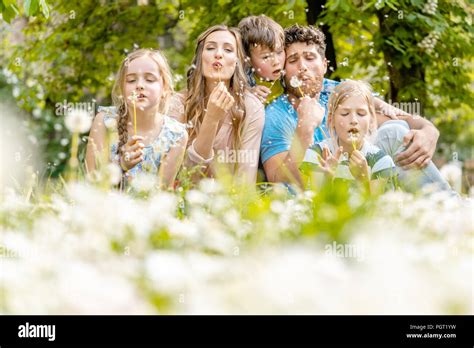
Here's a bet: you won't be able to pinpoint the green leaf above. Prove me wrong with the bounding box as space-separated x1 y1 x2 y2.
2 0 15 7
374 0 385 10
39 0 48 18
385 1 398 11
2 3 19 23
24 0 39 16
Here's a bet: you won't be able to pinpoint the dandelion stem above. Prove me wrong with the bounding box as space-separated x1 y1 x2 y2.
298 86 305 98
133 100 137 136
319 126 329 140
68 132 79 181
352 138 357 151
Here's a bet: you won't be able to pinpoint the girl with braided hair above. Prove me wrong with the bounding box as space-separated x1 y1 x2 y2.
85 49 188 189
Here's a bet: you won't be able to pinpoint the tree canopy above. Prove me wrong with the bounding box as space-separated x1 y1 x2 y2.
1 0 472 175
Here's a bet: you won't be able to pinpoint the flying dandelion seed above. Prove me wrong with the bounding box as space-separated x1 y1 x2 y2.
290 76 304 97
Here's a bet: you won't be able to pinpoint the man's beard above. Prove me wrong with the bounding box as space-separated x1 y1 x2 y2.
287 75 323 98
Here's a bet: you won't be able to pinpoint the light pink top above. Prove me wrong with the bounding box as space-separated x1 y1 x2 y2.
169 91 265 183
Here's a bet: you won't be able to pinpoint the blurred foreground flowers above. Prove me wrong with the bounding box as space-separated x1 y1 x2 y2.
0 104 472 314
1 178 472 314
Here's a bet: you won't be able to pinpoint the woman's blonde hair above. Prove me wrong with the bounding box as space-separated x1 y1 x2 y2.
112 48 173 157
185 25 248 149
326 80 377 148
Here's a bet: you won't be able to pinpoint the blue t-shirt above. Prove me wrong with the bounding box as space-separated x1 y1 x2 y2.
260 78 340 164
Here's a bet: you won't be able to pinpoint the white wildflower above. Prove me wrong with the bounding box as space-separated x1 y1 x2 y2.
422 0 437 15
289 75 302 88
12 87 20 98
107 163 122 186
65 109 92 133
130 173 156 192
198 179 221 194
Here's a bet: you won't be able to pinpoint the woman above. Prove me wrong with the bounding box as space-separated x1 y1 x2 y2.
169 25 264 184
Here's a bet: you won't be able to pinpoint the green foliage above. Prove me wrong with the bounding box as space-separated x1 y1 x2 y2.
0 0 472 178
322 0 473 160
0 0 49 22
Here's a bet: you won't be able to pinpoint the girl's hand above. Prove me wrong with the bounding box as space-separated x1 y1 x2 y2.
349 150 370 181
120 135 145 171
206 82 235 123
252 85 271 104
319 145 342 178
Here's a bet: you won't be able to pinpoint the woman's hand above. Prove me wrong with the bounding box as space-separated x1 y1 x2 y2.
349 150 370 181
120 135 145 171
319 145 342 178
205 82 235 123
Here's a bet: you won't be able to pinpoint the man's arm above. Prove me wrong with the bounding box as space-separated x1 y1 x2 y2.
264 97 325 188
375 98 439 169
263 131 311 187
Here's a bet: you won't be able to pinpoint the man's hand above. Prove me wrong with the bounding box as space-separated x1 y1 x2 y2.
296 96 324 139
396 127 439 169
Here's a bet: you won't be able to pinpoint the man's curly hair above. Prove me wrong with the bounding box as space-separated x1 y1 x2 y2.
284 24 326 58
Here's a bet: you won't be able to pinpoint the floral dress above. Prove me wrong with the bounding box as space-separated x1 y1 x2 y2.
98 106 187 181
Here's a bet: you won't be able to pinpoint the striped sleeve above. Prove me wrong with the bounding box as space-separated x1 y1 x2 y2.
366 149 396 180
300 144 324 174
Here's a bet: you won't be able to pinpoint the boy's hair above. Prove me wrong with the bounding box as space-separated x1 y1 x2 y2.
327 80 377 147
284 24 326 59
238 15 285 57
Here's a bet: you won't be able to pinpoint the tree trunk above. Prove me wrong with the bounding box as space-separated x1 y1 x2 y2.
376 10 426 108
305 0 337 78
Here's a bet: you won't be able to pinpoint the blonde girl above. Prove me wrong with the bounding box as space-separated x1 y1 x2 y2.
86 49 188 189
302 80 395 191
303 80 453 194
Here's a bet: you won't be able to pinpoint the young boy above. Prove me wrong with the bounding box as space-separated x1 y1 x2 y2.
238 15 286 105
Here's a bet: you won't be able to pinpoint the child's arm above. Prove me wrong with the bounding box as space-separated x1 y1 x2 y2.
85 112 107 173
159 131 188 189
85 112 144 174
251 85 271 104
